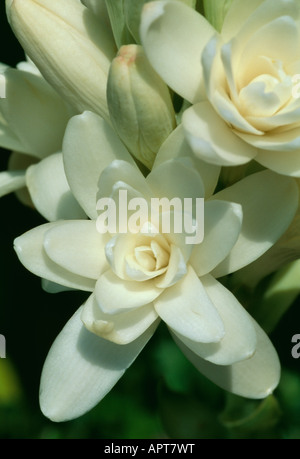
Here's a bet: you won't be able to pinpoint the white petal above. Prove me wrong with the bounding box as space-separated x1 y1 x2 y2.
189 200 242 276
26 153 86 221
221 0 265 40
81 293 159 344
40 305 157 421
0 169 26 198
0 119 24 153
146 157 205 200
105 232 170 280
211 170 299 277
63 112 135 220
171 275 256 365
44 220 109 280
1 67 71 158
183 102 257 166
140 0 215 103
154 266 224 343
173 317 280 399
97 159 152 201
14 223 95 292
222 0 300 42
153 124 221 198
256 148 300 177
155 244 187 289
95 270 163 314
236 125 300 152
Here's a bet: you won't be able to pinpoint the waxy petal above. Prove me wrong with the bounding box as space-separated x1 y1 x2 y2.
140 0 215 103
63 112 135 220
154 266 225 343
189 200 242 277
14 223 95 292
82 293 159 344
95 270 162 314
171 275 256 365
183 102 257 166
40 306 157 421
211 170 299 277
0 169 26 198
153 125 220 198
44 220 109 280
26 153 86 221
256 148 300 177
173 318 280 399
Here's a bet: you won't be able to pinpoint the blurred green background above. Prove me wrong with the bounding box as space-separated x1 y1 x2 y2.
1 1 300 440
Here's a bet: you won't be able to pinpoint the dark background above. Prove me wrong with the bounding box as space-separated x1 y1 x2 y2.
1 0 300 439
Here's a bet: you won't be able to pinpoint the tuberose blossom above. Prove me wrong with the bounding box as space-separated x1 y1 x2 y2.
14 111 298 421
140 0 300 176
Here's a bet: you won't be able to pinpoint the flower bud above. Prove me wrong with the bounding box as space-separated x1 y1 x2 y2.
6 0 117 123
107 45 176 170
203 0 234 32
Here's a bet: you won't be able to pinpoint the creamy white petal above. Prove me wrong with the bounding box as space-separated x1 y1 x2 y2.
173 318 280 399
14 223 95 291
81 293 159 344
222 0 300 43
183 102 257 166
153 125 221 198
171 275 256 365
154 266 224 343
146 157 205 200
211 170 299 277
105 232 170 280
1 67 71 158
40 305 157 421
26 153 86 221
189 200 242 276
63 112 135 220
236 125 300 151
97 159 153 201
140 0 216 103
95 270 162 314
221 0 265 40
0 170 26 197
0 120 24 153
256 148 300 177
155 244 187 289
44 220 109 280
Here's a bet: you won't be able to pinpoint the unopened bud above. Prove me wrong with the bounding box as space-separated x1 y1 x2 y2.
6 0 117 122
107 45 176 169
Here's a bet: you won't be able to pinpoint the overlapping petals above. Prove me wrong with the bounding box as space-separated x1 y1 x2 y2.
141 0 300 176
13 112 298 420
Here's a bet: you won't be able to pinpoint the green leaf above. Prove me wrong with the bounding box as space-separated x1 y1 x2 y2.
219 394 281 438
0 358 22 404
203 0 234 32
105 0 134 48
251 260 300 334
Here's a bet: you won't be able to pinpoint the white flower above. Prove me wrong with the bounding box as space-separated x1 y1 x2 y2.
140 0 300 176
0 60 85 220
14 111 298 421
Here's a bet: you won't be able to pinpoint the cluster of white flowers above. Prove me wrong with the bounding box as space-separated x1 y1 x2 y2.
1 0 300 422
